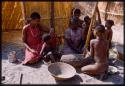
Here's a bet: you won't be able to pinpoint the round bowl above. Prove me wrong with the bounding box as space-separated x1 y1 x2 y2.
108 66 118 74
48 62 76 80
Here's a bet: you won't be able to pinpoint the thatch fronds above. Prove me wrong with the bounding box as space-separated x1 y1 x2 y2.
2 2 23 30
73 2 123 25
54 2 72 35
2 2 123 32
2 1 72 35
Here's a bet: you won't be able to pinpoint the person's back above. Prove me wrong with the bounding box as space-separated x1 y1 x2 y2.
81 24 109 75
92 38 108 64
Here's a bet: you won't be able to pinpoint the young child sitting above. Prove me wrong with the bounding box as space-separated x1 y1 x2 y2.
81 24 109 75
40 34 61 63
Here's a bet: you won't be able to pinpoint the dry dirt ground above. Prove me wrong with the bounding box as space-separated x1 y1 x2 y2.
1 25 124 84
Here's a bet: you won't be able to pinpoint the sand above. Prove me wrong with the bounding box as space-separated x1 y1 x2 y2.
2 58 124 84
2 30 124 85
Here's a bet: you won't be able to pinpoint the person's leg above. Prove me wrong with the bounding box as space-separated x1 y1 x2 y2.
42 46 58 63
22 49 38 65
81 64 100 75
40 46 52 62
81 56 95 66
81 63 107 75
51 47 62 62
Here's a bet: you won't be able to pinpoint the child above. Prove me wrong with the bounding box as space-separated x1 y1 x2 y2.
62 17 84 54
81 24 109 75
82 16 91 46
82 16 95 51
71 8 84 29
40 34 61 63
105 20 114 49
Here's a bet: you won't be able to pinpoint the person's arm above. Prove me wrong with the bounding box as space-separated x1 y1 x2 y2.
40 42 47 56
40 24 50 33
109 30 113 41
22 26 36 53
66 38 81 53
78 29 85 50
90 40 94 57
64 29 81 53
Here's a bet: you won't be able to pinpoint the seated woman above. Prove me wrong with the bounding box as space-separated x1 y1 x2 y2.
61 17 85 55
22 12 51 65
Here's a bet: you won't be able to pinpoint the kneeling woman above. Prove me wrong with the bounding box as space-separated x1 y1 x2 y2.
61 17 85 55
22 12 50 64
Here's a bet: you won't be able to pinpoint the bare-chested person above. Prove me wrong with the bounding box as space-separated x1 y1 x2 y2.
81 24 109 75
105 20 114 49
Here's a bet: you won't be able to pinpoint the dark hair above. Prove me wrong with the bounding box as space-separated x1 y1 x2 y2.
70 16 79 25
73 8 81 15
84 16 91 23
106 20 114 26
30 12 41 20
42 34 51 42
95 24 105 33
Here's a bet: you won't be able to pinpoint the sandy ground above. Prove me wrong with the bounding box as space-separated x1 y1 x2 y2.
1 28 124 84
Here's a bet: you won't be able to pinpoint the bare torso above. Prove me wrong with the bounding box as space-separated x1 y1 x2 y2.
91 39 108 64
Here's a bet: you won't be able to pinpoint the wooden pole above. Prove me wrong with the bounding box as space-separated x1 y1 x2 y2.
85 2 98 48
96 5 102 24
50 2 55 32
21 2 26 25
105 2 110 21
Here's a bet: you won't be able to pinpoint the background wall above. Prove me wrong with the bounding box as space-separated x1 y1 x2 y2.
2 1 72 36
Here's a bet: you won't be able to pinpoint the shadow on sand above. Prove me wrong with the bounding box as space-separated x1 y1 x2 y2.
56 74 83 84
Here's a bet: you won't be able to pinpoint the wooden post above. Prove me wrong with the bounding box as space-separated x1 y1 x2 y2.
21 2 26 25
50 2 55 32
97 5 101 24
105 2 110 21
85 2 98 48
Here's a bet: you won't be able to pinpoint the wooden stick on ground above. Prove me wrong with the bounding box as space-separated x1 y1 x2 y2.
20 73 23 84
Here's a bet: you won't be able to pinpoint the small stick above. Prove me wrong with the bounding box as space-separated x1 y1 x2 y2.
20 73 23 84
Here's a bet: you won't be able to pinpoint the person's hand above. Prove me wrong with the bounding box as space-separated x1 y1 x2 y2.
30 49 37 54
83 47 88 56
86 52 91 57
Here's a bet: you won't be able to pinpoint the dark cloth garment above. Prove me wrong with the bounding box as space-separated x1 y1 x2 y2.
109 41 112 49
41 46 62 63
